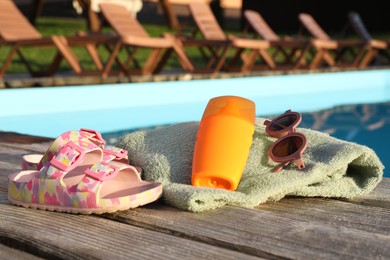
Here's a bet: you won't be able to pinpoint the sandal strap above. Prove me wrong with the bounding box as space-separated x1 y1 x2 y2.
103 146 128 162
50 141 86 173
84 161 120 181
77 161 139 192
38 129 106 169
79 128 106 145
45 140 102 178
21 146 128 171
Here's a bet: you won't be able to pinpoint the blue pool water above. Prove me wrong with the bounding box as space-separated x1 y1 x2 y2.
1 69 389 176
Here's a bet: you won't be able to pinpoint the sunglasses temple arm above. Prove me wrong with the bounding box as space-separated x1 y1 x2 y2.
273 161 291 173
295 158 305 170
264 120 291 130
273 158 305 173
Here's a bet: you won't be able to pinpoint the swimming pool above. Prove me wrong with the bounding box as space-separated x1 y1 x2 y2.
1 69 389 176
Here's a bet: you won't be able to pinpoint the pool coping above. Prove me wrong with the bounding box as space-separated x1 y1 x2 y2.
2 66 390 89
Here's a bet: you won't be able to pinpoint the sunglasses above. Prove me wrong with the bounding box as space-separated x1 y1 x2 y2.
263 110 308 172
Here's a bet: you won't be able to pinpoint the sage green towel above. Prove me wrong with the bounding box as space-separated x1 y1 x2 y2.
116 118 384 212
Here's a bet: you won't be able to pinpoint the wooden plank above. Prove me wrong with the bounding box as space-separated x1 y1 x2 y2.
0 142 49 156
0 133 51 190
0 143 50 190
1 132 389 258
0 131 53 144
0 192 259 259
353 178 390 208
160 0 179 29
0 139 256 259
0 243 43 260
104 193 390 259
29 0 45 24
261 197 390 234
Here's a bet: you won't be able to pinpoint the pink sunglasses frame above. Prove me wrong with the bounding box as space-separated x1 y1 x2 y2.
263 110 308 172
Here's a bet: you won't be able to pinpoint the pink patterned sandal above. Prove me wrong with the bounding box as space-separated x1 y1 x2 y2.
8 139 162 214
21 128 129 171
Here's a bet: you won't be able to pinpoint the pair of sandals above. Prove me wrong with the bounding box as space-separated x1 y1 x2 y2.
8 129 162 214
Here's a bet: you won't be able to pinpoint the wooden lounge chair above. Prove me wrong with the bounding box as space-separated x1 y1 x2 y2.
145 0 242 29
345 12 388 65
298 13 380 69
98 3 195 77
174 2 275 74
243 10 311 69
0 0 116 79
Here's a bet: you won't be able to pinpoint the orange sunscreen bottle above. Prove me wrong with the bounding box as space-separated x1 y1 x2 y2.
192 96 255 191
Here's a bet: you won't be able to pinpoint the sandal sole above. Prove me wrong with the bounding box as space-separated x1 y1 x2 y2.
8 191 162 215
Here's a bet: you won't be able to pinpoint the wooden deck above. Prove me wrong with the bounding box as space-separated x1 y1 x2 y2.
0 131 389 259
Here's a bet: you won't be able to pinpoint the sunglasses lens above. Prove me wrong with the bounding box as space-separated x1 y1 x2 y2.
269 114 298 131
272 135 303 158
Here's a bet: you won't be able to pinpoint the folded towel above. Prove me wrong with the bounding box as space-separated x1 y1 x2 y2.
116 118 384 212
